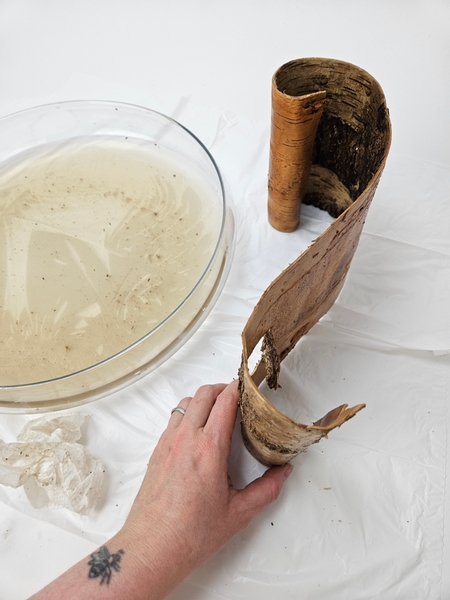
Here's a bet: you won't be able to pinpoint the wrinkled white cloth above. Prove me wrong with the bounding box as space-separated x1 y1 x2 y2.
0 414 103 515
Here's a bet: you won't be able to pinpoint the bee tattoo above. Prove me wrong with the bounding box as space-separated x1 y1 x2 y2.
88 546 125 585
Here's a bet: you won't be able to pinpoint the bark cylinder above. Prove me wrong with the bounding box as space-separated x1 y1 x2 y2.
241 58 392 466
268 86 325 232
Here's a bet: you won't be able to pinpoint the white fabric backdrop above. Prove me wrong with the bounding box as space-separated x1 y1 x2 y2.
0 2 449 598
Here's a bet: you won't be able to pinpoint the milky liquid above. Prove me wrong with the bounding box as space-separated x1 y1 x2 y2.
0 137 222 385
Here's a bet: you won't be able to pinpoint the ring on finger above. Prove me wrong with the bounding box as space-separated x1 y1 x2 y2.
171 406 187 417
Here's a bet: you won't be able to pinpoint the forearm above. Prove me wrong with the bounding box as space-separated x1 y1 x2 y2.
30 523 192 600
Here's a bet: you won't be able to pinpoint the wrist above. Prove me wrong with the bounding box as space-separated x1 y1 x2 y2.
111 515 196 600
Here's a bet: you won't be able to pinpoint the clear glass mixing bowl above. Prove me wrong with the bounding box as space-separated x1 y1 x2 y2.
0 101 234 411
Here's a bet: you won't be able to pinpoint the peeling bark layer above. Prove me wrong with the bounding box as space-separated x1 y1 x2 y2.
240 58 391 466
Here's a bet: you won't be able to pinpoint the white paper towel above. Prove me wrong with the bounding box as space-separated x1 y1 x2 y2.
0 414 104 515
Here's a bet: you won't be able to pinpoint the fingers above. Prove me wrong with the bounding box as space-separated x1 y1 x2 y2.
204 380 239 447
235 464 293 517
184 383 227 427
166 396 192 431
167 382 230 433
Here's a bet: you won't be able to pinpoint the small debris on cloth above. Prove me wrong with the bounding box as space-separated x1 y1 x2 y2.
0 414 104 515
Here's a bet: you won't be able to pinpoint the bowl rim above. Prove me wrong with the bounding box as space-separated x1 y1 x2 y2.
0 99 234 394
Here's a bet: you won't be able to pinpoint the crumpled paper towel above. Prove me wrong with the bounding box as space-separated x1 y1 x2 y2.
0 414 104 515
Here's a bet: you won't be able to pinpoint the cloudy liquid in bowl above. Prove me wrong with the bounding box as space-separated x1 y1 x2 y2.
0 137 222 385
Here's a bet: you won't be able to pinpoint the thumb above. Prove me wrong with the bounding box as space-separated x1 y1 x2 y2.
236 464 293 517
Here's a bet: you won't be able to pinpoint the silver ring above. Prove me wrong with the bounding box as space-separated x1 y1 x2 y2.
171 407 186 416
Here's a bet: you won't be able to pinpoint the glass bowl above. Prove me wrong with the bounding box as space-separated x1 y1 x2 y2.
0 101 234 412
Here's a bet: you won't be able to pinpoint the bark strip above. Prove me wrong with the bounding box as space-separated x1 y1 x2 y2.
240 58 392 466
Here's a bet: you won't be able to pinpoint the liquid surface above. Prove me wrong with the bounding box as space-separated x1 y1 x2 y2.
0 137 221 385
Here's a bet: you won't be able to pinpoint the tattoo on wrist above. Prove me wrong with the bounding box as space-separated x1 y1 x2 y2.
88 546 125 585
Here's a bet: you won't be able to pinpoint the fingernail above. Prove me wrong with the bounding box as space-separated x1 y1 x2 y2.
283 464 293 479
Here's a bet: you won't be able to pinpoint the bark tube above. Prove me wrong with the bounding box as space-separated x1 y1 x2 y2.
240 58 392 466
268 88 326 232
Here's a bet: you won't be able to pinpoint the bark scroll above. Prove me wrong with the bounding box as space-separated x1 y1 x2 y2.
239 58 392 466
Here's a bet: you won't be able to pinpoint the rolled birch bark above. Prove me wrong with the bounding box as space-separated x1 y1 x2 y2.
268 89 325 232
240 58 392 466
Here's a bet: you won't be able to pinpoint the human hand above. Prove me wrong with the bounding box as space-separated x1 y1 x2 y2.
31 381 293 600
122 380 293 596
